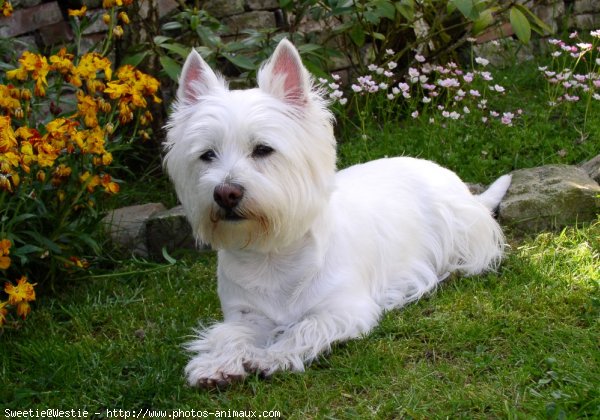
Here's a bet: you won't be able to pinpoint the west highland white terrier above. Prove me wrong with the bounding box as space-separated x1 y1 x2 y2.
164 39 512 388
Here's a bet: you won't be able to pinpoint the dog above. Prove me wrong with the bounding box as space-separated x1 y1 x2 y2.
164 39 511 388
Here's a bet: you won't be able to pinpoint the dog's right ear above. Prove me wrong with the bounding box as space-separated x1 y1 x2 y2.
177 49 223 104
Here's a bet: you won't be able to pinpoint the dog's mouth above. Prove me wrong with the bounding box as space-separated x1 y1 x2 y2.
217 209 247 222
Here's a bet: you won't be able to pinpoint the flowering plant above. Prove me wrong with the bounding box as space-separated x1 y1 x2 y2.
539 29 600 132
0 2 160 327
320 42 522 139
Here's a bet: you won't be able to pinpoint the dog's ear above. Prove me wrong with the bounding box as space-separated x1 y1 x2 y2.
258 39 310 106
177 48 223 104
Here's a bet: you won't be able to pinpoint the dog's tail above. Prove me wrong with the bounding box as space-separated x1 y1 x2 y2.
476 174 512 212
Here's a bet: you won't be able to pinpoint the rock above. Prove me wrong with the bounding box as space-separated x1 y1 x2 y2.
102 203 167 257
498 165 600 233
580 154 600 184
145 205 201 260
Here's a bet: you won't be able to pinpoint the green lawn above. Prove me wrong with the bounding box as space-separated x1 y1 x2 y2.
1 59 599 418
1 223 598 418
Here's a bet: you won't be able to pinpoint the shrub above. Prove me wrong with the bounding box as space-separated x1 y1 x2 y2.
0 2 160 327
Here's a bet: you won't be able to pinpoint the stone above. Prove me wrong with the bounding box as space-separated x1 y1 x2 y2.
246 0 280 10
574 0 598 14
580 154 600 184
204 0 245 18
498 165 600 233
0 2 63 38
223 11 276 34
570 13 600 30
145 205 201 260
102 203 167 257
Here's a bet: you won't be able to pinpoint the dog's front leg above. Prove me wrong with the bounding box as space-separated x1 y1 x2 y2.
246 300 381 376
184 316 273 388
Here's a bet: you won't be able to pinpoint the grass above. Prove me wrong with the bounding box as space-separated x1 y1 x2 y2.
1 223 598 418
2 57 599 418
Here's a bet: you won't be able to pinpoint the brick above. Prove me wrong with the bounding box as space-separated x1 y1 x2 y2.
38 21 73 46
0 1 63 38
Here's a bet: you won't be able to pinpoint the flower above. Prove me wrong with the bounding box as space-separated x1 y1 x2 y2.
0 301 8 325
475 57 489 67
1 1 12 17
0 239 11 270
4 276 36 306
68 6 87 17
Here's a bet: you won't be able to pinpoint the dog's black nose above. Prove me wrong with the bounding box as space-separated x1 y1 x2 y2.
213 183 244 210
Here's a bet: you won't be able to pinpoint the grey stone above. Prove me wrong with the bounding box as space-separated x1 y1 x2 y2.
102 203 167 257
0 2 63 38
145 205 201 260
574 0 598 14
570 13 600 30
246 0 280 11
204 0 245 18
223 11 276 34
498 165 600 233
580 154 600 184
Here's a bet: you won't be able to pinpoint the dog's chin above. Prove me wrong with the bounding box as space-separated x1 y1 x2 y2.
202 206 272 251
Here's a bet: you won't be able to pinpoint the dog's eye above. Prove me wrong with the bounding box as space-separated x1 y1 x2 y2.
252 144 275 159
199 150 217 162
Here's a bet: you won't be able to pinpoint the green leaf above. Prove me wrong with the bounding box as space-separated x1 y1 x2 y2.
472 8 495 35
510 6 531 44
396 0 414 21
159 55 182 82
371 0 396 20
159 42 190 58
513 4 552 35
451 0 480 21
222 53 256 71
120 52 149 67
350 25 366 47
161 21 182 31
161 247 177 265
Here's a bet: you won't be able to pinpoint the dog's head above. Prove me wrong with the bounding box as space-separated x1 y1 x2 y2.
164 40 336 252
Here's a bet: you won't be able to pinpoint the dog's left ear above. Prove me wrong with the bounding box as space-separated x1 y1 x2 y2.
258 39 310 106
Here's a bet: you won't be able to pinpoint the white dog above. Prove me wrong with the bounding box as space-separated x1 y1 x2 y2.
164 39 511 388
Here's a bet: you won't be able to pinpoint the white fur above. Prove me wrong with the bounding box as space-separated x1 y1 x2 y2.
164 39 511 387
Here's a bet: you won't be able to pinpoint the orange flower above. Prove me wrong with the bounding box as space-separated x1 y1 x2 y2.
0 301 8 325
16 300 31 319
68 6 87 17
0 239 11 270
1 1 12 17
4 276 36 305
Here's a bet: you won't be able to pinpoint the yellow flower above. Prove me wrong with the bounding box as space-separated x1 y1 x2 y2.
49 48 75 75
10 52 51 96
0 239 11 270
4 276 36 305
0 116 17 153
118 11 130 24
113 25 124 38
103 13 111 24
1 1 13 17
101 174 119 194
68 6 87 17
0 301 8 325
0 85 21 112
76 91 99 128
16 301 31 319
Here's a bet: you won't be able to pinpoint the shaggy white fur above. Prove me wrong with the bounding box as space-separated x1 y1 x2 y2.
164 39 511 388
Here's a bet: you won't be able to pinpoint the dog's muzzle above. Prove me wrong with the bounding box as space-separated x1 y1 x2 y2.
213 182 245 221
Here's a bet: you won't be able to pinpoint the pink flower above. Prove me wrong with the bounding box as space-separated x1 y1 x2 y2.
415 54 426 63
411 110 419 118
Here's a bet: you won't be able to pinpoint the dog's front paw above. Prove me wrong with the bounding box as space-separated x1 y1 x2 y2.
242 351 305 377
185 356 246 389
